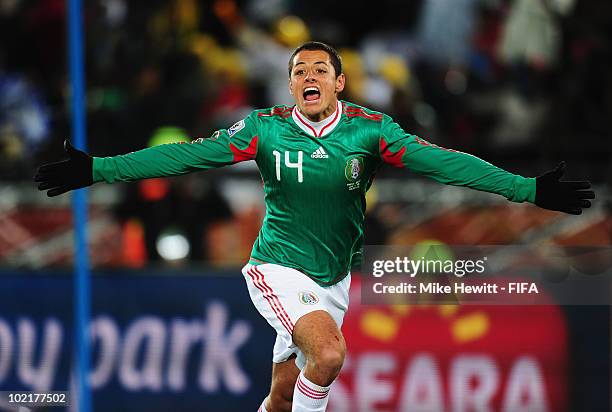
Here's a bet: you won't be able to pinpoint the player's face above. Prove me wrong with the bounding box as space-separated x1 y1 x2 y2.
289 50 345 122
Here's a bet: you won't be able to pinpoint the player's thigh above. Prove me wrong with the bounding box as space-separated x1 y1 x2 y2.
292 309 346 361
270 355 300 411
292 274 350 360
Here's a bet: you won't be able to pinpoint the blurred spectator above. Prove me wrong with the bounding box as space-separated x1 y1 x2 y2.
498 0 575 70
0 72 50 179
417 0 480 67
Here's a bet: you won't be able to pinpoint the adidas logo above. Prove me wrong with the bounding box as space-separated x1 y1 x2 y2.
311 147 329 159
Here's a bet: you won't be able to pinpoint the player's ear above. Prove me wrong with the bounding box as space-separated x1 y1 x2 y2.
335 73 346 94
288 78 294 95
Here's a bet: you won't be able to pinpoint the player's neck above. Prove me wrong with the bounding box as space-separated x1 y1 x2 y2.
292 101 342 137
299 100 339 123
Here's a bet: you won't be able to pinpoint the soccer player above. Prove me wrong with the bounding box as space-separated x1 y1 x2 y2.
35 42 594 412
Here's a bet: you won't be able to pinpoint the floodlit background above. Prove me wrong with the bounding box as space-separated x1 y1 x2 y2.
0 0 610 411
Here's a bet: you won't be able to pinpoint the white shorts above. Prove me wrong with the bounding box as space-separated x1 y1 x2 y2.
242 263 351 370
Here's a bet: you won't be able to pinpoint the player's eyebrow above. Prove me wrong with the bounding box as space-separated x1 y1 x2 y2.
294 61 329 68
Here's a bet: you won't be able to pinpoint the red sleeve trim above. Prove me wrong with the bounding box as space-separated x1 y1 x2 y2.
258 106 292 118
344 106 383 122
379 137 406 168
230 135 258 162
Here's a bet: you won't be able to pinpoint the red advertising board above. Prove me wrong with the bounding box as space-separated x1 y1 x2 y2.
330 276 568 412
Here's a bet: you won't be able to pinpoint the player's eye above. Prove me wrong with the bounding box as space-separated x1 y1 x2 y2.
294 69 305 76
317 68 327 74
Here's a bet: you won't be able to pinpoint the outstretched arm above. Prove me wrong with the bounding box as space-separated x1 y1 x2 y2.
35 115 259 196
379 115 594 214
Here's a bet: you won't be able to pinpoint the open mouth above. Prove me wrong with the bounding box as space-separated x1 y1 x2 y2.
303 87 320 103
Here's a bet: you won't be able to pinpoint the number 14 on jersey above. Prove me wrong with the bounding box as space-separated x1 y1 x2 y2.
273 150 304 183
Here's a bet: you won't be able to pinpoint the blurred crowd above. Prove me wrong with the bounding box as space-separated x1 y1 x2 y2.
0 0 610 176
0 0 611 265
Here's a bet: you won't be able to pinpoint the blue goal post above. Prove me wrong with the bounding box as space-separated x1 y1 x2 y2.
67 0 91 411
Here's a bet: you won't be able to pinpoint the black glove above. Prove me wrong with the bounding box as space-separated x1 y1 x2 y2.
34 139 93 197
535 162 595 215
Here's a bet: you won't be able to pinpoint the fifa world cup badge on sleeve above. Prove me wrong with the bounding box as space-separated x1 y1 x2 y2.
228 119 246 137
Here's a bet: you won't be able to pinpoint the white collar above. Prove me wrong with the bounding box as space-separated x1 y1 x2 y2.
292 101 342 137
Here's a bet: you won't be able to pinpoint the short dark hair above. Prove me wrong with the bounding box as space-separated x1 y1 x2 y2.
288 41 342 78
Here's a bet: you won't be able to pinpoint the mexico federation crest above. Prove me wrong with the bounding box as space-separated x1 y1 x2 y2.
345 157 364 182
298 291 319 305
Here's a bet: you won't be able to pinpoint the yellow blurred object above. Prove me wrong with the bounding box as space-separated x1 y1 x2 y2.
339 49 366 101
275 16 310 48
379 55 410 88
189 33 220 67
452 312 489 343
149 0 200 45
390 305 411 316
361 310 400 341
439 304 459 318
174 0 199 32
365 184 378 212
189 35 246 82
0 129 23 159
339 49 362 74
207 47 247 83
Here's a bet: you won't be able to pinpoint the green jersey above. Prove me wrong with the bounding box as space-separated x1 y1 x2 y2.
92 101 535 285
